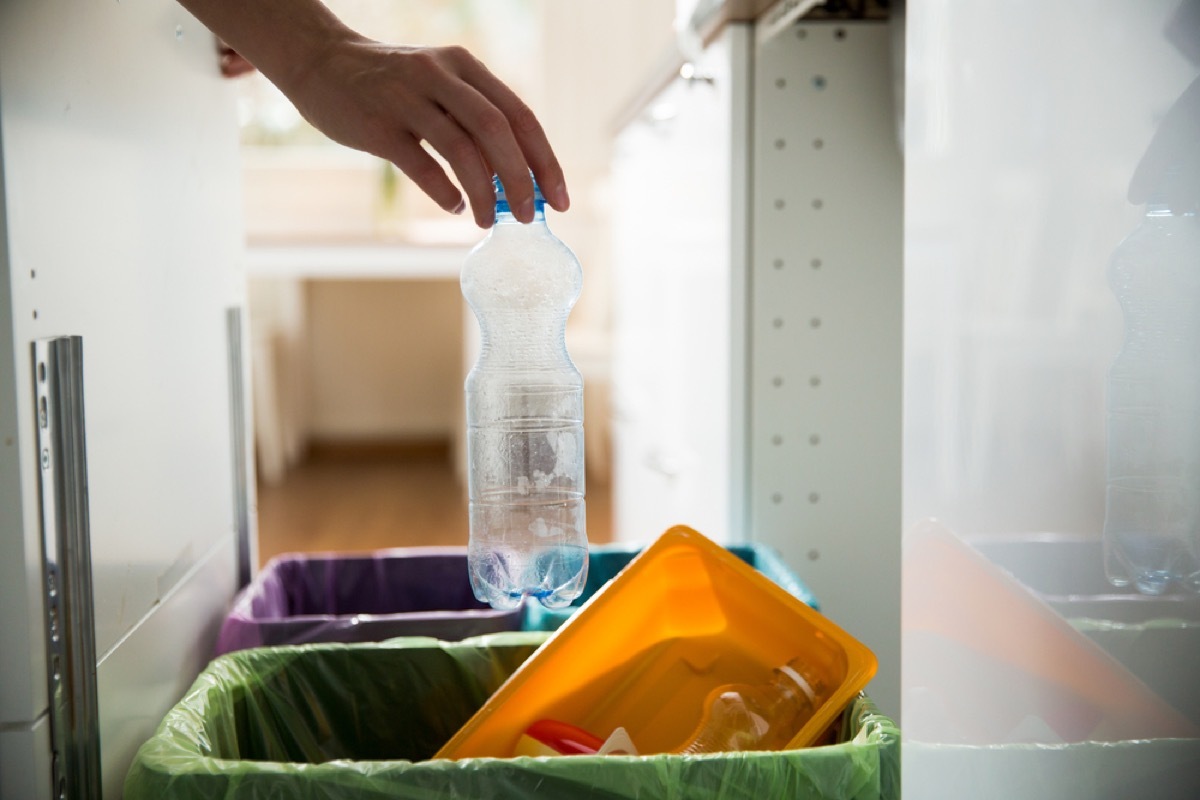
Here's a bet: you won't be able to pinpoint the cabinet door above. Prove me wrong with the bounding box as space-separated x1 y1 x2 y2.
0 1 248 796
611 30 741 543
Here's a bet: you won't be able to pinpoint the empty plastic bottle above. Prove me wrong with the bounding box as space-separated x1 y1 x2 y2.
461 174 588 610
1104 167 1200 595
675 659 829 754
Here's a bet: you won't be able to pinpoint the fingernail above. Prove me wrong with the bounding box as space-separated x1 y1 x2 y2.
553 182 570 210
518 197 534 222
452 199 466 215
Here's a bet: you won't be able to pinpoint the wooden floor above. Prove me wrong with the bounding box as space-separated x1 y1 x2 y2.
256 444 612 564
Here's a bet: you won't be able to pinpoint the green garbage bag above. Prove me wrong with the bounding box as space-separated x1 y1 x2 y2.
125 632 898 800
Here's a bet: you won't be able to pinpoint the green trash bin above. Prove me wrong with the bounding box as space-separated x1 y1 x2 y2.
524 542 820 632
125 633 898 800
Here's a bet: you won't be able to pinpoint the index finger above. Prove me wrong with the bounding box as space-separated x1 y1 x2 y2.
449 53 570 213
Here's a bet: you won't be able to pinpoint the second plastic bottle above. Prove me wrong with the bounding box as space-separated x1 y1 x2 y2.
462 175 588 610
674 658 829 755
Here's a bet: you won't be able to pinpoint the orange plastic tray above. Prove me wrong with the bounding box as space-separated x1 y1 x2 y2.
436 525 876 759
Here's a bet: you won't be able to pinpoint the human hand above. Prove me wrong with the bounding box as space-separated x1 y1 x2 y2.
217 40 256 78
278 35 569 228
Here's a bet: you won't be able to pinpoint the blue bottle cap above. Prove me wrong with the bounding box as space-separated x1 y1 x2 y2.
493 172 545 215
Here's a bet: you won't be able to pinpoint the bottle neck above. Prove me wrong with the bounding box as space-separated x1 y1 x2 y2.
772 661 824 711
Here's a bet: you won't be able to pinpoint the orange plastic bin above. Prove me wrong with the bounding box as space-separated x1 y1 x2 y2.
437 525 877 759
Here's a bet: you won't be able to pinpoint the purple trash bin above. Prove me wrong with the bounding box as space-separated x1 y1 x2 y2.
214 547 523 656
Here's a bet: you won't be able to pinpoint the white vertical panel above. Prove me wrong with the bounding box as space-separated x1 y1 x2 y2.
728 23 755 534
611 29 747 542
750 21 903 716
96 540 236 799
0 103 46 741
0 0 245 794
0 717 51 800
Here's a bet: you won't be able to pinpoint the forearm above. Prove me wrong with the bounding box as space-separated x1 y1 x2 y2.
176 0 359 93
177 0 569 226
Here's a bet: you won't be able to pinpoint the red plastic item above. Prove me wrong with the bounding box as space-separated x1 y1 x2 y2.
513 720 605 757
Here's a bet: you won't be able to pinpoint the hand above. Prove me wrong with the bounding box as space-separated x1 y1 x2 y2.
279 36 569 228
216 40 256 78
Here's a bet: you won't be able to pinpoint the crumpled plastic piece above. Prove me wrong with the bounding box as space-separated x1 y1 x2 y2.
126 633 898 800
214 549 523 655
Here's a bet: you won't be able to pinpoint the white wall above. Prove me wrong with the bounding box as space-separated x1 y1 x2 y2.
305 279 463 441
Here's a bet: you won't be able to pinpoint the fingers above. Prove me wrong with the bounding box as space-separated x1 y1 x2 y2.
216 41 257 79
414 56 567 227
382 89 496 227
220 51 258 78
427 76 537 224
293 41 568 228
388 134 468 217
506 99 570 213
448 51 570 213
415 102 499 227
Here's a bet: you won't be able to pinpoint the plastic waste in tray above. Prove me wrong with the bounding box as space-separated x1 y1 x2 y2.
462 173 588 610
437 525 877 759
676 657 830 755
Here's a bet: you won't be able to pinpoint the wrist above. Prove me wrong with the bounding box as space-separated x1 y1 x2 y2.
178 0 363 96
271 18 365 99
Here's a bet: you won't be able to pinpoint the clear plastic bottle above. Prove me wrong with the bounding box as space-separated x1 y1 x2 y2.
675 659 829 755
1104 173 1200 595
461 174 588 610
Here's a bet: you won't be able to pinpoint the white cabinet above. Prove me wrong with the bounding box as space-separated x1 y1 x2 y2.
611 27 749 544
0 1 249 796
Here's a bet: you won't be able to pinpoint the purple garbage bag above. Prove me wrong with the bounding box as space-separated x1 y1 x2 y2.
214 548 523 656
